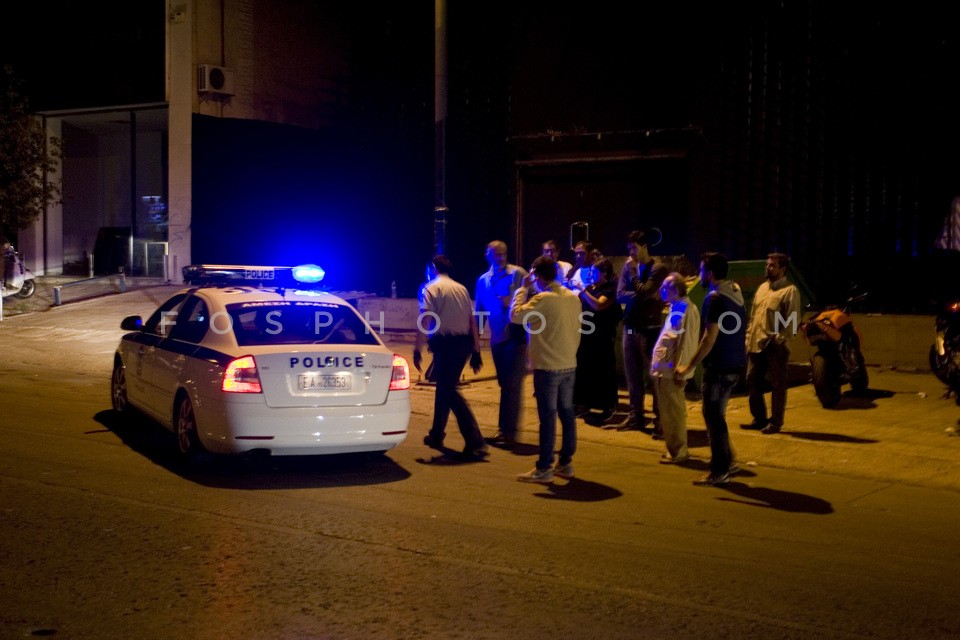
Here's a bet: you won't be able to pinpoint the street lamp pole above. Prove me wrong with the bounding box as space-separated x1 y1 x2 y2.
433 0 447 256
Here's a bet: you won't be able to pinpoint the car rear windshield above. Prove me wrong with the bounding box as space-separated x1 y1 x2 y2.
227 301 380 347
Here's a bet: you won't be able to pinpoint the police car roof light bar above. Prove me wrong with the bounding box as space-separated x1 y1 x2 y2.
182 264 325 287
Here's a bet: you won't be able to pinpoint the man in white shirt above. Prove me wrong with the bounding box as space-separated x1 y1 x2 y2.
414 255 487 459
541 239 573 286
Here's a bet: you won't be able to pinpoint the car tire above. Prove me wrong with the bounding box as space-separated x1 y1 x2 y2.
111 361 130 415
15 279 36 298
175 395 206 458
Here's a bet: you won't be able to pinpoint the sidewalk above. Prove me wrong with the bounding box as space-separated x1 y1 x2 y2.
2 285 958 492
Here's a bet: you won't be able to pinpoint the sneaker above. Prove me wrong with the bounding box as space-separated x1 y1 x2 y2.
693 472 730 486
554 462 575 479
740 421 765 430
423 434 445 449
517 467 554 483
659 453 690 465
727 461 743 475
760 423 782 434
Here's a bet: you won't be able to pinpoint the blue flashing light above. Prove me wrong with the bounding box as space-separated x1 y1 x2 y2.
293 264 325 283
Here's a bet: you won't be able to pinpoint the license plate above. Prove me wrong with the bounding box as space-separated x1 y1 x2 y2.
298 374 352 390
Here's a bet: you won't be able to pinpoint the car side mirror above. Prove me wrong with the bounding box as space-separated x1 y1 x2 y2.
120 315 143 331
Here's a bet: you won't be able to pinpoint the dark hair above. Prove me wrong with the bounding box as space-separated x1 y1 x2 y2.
574 240 594 253
594 257 615 282
700 251 729 280
627 230 647 246
531 256 557 282
431 254 453 274
767 252 790 268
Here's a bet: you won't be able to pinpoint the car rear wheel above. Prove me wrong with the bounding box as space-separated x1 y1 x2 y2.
175 396 206 457
111 361 129 414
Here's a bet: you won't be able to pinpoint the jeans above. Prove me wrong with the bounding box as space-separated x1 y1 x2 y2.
427 334 484 450
747 342 790 427
701 370 740 475
491 335 528 438
533 368 577 471
623 325 661 425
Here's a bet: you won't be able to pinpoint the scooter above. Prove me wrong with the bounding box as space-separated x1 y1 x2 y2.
2 246 37 299
801 292 869 408
929 300 960 400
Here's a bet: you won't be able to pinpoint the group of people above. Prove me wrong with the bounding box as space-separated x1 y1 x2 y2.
413 232 800 488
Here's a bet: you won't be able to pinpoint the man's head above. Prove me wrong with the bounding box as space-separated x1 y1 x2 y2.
699 251 729 288
573 241 595 267
531 255 557 290
541 240 561 261
765 252 789 282
659 272 687 303
431 254 453 276
486 240 508 268
626 230 650 262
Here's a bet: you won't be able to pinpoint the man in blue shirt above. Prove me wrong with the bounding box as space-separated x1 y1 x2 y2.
475 240 529 445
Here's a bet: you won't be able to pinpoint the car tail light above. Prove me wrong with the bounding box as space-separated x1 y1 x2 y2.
223 356 262 393
389 354 410 391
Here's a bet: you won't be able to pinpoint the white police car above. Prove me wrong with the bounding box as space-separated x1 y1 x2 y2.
111 265 410 458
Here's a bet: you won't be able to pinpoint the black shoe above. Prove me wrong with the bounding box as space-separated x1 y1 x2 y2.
740 421 765 430
458 443 490 460
761 423 782 434
423 434 445 449
651 428 665 441
486 431 515 445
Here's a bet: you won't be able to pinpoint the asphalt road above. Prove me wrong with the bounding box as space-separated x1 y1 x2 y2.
1 286 959 639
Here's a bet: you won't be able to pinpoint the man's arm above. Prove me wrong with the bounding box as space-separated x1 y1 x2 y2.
616 262 635 305
635 261 668 302
675 321 719 380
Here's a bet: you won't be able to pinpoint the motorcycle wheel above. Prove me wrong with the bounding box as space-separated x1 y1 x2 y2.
850 349 869 394
811 353 841 408
15 279 35 298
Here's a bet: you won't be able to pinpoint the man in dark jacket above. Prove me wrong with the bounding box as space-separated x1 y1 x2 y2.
616 230 668 436
676 252 747 486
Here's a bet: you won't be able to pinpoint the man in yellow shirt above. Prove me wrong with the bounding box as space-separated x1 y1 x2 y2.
510 256 583 483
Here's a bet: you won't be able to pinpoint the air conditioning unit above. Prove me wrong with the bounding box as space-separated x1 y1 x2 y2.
198 64 235 96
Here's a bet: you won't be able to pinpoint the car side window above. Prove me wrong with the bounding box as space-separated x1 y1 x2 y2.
169 296 210 344
142 294 188 337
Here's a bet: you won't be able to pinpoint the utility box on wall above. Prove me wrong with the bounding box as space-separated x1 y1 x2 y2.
198 64 235 97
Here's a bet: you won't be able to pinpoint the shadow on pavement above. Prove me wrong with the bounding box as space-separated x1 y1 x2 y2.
785 431 879 444
532 477 623 502
94 409 412 489
716 483 834 514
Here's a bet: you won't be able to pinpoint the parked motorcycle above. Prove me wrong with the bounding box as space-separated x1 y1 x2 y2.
801 293 869 408
929 300 960 400
2 245 37 299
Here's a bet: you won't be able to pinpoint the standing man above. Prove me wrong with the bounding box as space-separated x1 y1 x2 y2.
567 241 598 289
676 252 747 486
475 240 529 445
650 272 701 465
541 239 573 286
616 230 669 436
414 255 488 459
742 252 801 435
510 256 583 483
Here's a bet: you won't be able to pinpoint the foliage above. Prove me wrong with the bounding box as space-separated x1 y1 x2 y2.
0 65 62 241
